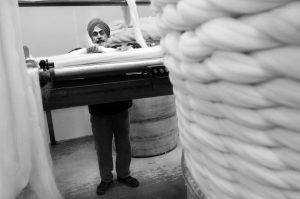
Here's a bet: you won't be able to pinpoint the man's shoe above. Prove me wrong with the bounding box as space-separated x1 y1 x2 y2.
117 176 139 187
96 180 113 195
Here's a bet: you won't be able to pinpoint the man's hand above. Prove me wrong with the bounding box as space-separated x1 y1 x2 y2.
87 45 99 53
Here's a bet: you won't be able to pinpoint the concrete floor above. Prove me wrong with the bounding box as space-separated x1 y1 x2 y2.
20 136 187 199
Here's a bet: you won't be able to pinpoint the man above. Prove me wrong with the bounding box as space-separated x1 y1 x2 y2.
87 18 139 196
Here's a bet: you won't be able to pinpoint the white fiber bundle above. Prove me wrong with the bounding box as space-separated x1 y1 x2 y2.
109 17 161 43
122 0 148 48
28 45 163 68
0 0 61 198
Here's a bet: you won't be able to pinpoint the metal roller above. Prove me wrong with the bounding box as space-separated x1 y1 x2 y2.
51 58 164 81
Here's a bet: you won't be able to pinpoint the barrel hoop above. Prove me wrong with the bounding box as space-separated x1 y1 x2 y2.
130 111 176 123
132 143 178 158
131 128 178 141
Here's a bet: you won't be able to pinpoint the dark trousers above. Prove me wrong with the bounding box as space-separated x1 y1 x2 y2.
90 110 131 182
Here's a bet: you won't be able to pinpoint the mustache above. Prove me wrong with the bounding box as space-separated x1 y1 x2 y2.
96 39 105 43
94 40 110 47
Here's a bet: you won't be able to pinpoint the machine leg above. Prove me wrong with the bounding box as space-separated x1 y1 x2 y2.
46 110 56 145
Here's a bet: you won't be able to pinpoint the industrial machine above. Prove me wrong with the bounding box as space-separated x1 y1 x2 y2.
25 50 172 144
34 58 172 110
21 0 173 144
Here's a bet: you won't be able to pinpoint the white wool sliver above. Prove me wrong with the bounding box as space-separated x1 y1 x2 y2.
0 0 61 198
27 67 62 199
28 45 163 68
122 0 148 48
109 17 161 43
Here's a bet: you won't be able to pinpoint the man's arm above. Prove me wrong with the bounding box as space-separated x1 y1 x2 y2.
87 45 117 53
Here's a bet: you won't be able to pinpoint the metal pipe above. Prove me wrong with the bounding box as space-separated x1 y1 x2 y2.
52 58 163 81
19 0 150 7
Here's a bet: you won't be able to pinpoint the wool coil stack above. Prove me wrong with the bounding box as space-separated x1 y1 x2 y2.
151 0 300 198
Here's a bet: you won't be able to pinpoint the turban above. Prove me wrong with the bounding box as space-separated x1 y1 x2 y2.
87 18 110 38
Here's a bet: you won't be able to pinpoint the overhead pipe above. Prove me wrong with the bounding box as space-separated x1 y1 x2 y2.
18 0 150 7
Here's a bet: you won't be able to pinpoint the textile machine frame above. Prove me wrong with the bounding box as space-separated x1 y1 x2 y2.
21 0 173 145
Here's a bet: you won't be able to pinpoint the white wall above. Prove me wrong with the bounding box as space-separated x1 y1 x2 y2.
19 5 155 142
19 6 155 56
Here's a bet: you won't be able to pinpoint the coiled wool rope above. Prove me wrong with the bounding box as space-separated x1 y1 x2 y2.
151 0 300 198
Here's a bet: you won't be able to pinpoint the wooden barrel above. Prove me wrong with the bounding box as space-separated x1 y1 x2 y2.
129 95 178 157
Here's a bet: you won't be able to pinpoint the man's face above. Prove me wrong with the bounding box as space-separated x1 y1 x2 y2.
91 26 109 46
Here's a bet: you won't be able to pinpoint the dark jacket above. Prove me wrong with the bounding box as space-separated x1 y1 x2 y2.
87 42 141 115
88 101 132 115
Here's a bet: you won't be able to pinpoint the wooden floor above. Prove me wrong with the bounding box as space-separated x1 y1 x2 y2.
20 136 186 199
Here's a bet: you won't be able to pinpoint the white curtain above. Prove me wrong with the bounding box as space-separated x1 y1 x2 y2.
0 0 62 198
